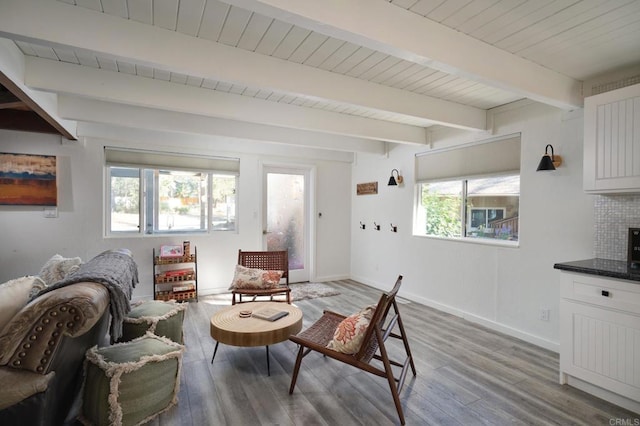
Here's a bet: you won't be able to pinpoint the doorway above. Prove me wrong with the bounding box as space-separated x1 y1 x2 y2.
262 166 311 283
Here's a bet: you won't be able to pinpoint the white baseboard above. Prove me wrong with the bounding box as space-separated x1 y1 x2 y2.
350 274 559 353
566 376 640 414
312 274 351 282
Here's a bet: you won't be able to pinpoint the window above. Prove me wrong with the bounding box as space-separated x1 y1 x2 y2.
414 135 521 243
416 174 519 241
106 148 238 235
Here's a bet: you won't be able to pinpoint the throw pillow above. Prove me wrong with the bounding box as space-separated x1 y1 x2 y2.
28 276 47 298
228 265 283 290
0 276 42 332
327 304 376 354
38 254 82 286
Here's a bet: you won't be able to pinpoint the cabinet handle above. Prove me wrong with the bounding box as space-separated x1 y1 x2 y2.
601 290 610 297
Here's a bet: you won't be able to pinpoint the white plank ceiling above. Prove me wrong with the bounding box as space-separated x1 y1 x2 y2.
1 0 639 147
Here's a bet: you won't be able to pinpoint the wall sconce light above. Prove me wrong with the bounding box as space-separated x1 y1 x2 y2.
388 169 403 186
360 221 366 230
536 144 562 171
373 222 381 231
390 223 398 233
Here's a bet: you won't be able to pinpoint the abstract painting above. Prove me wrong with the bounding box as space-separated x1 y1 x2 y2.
0 153 57 206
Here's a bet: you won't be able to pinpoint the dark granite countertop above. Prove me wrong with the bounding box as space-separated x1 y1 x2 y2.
554 258 640 282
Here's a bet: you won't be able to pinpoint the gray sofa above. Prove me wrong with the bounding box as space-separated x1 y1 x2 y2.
0 282 110 425
0 248 138 425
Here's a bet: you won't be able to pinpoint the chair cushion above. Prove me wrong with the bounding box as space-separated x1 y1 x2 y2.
228 264 283 290
327 305 376 354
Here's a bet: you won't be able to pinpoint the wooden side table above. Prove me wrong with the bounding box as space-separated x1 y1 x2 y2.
210 302 303 375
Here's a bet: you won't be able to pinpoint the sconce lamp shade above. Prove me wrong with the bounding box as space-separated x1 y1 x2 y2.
388 169 403 186
537 154 555 171
536 144 561 171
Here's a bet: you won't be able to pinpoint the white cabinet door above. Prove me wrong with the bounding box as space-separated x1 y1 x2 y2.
584 83 640 193
560 299 640 402
559 272 640 412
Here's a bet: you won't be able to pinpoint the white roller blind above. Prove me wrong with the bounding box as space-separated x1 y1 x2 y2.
104 147 239 173
415 135 520 182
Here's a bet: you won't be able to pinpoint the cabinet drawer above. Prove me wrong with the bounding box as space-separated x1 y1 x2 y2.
560 273 640 314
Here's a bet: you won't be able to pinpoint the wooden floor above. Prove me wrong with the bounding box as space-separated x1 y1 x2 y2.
151 280 638 425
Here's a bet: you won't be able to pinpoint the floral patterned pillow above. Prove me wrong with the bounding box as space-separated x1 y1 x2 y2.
327 304 376 354
228 264 283 290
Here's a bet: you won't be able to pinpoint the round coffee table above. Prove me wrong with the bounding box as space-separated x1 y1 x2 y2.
210 302 303 375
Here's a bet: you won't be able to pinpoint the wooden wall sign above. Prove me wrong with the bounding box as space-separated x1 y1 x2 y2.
357 182 378 195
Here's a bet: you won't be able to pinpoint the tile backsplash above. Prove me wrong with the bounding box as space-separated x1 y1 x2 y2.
594 194 640 260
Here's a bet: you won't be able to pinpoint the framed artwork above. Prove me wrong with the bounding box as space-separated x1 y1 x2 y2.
160 245 184 258
0 153 57 206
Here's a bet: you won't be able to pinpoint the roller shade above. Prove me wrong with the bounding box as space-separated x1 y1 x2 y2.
104 147 239 173
415 135 520 183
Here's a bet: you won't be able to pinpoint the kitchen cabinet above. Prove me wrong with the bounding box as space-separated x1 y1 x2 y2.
584 83 640 193
558 271 640 413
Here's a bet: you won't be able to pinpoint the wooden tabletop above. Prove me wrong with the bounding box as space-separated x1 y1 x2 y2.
210 302 303 347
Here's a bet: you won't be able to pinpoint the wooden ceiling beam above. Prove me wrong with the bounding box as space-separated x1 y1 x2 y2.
226 0 584 110
0 71 75 139
0 0 486 132
0 38 76 139
0 101 27 110
0 109 65 136
27 57 430 145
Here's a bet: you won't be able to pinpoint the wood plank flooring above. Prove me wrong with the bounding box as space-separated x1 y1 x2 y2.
150 280 638 425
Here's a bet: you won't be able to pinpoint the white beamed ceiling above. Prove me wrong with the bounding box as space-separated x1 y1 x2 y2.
1 0 639 149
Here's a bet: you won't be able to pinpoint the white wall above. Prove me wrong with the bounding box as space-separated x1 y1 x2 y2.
0 128 352 299
351 102 594 351
1 100 594 350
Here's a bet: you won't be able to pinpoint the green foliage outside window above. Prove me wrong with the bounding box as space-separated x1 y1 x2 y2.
421 184 462 238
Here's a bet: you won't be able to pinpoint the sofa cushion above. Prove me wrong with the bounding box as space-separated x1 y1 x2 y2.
228 264 283 290
0 368 55 410
38 254 82 286
0 276 42 332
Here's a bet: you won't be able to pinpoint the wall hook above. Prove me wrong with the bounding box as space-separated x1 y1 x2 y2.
360 221 366 230
391 223 397 232
373 222 381 231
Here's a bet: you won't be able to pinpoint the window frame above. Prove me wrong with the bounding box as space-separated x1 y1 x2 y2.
105 165 238 237
413 173 520 247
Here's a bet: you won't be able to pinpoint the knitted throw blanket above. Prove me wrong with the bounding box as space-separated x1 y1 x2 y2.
35 250 139 342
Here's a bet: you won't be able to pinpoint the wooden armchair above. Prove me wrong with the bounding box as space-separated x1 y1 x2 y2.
288 275 416 425
231 250 291 305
